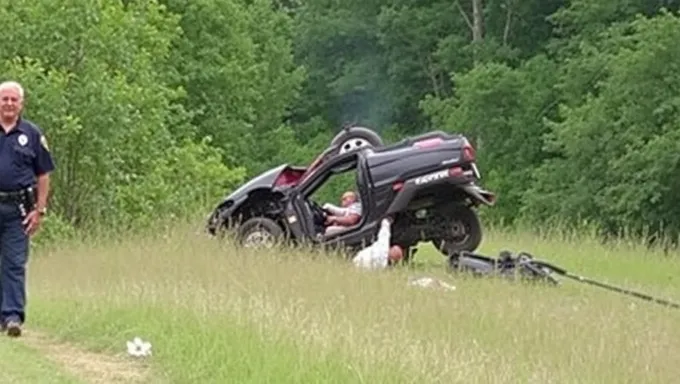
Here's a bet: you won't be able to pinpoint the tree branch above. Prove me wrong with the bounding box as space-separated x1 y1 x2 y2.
503 0 513 46
454 0 473 31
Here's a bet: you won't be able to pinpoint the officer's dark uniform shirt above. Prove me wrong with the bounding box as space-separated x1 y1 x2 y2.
0 118 55 191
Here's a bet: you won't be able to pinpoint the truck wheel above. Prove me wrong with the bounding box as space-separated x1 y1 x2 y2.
432 204 483 256
330 126 384 155
237 217 285 248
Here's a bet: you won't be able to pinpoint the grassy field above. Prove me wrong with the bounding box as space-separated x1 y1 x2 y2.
8 221 680 383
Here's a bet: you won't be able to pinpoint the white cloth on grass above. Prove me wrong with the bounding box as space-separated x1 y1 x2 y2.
352 218 391 270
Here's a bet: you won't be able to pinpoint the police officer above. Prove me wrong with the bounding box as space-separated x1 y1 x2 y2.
0 80 55 337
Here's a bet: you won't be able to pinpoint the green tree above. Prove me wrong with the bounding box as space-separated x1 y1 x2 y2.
0 0 244 231
523 10 680 238
162 0 305 175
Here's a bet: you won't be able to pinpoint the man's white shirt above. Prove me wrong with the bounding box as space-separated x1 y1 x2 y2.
346 202 362 216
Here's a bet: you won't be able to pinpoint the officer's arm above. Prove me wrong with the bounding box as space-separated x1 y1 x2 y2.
33 133 55 213
35 174 50 213
332 213 360 226
322 203 346 216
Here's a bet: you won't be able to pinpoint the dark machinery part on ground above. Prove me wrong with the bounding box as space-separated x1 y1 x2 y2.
448 249 680 310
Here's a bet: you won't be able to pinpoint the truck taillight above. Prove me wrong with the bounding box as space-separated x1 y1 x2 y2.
463 142 475 161
413 137 444 149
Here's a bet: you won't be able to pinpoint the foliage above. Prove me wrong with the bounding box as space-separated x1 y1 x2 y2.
522 10 680 238
3 0 680 244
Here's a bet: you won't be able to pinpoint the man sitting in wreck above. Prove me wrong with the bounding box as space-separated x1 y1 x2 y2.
322 190 362 235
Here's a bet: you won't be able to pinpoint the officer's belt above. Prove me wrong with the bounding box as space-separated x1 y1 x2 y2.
0 188 33 203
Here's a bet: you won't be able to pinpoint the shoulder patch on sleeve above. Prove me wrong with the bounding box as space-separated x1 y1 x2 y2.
40 135 49 151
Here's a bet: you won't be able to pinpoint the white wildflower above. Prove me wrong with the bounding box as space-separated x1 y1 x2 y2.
126 336 152 357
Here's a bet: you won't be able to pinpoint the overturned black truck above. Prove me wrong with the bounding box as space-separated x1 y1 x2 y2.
206 126 496 261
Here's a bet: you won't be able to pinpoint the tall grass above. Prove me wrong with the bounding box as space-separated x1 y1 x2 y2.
25 220 680 383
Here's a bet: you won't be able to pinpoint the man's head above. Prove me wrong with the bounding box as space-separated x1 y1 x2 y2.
0 81 24 123
341 191 357 207
388 245 404 264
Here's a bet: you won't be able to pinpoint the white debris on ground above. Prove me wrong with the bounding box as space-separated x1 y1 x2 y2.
352 218 393 270
126 336 152 357
407 276 456 291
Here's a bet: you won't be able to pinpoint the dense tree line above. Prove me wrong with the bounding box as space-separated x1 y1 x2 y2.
6 0 680 243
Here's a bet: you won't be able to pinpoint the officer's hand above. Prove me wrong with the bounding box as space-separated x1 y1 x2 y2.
22 210 41 236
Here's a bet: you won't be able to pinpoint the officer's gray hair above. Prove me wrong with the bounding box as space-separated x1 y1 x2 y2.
0 81 24 99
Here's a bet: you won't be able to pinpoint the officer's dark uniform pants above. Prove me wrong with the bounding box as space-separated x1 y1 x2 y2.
0 201 28 324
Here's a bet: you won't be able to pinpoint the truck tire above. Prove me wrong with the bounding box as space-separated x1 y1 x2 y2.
330 126 384 155
432 204 483 256
237 217 285 248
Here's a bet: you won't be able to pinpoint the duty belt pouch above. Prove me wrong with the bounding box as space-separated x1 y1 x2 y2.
17 187 36 218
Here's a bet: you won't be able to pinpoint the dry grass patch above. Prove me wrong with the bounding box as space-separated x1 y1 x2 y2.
20 330 153 384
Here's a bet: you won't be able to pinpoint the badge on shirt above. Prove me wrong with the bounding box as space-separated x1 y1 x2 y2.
40 135 49 151
17 134 28 146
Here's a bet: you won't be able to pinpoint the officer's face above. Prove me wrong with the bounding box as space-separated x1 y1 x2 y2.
0 87 22 120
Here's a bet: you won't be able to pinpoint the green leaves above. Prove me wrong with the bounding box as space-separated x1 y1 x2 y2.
6 0 680 243
522 10 680 236
163 0 304 172
0 0 244 232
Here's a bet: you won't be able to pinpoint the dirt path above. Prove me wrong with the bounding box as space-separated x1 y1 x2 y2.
19 329 156 384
